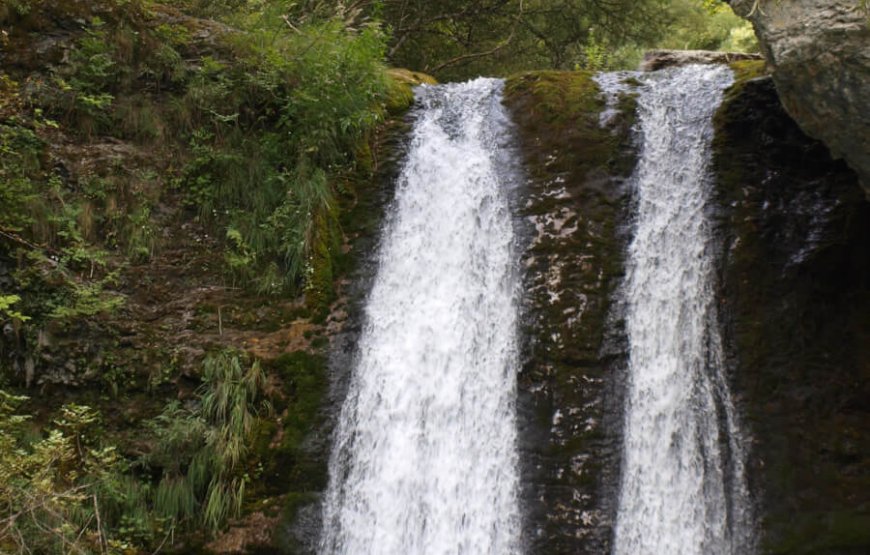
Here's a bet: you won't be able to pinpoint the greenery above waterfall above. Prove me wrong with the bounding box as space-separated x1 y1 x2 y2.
376 0 756 78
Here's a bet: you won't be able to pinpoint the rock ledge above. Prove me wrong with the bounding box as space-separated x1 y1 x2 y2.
728 0 870 194
641 49 762 71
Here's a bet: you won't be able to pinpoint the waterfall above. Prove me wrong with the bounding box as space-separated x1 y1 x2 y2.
613 65 755 555
319 79 522 555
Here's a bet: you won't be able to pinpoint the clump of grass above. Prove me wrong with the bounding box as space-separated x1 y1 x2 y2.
171 19 390 304
143 350 268 533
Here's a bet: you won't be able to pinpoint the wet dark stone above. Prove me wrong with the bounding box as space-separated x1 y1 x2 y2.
713 74 870 554
640 49 762 71
503 71 637 554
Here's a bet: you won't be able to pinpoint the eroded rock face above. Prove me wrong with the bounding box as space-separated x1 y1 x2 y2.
503 71 637 554
728 0 870 195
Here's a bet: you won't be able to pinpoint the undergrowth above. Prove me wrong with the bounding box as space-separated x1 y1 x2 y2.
0 351 268 553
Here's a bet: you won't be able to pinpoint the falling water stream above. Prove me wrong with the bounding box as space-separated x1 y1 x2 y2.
613 64 754 555
319 79 522 555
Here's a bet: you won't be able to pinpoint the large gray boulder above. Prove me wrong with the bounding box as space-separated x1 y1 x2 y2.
728 0 870 195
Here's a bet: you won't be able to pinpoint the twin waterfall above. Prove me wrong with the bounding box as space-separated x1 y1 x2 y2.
319 67 753 554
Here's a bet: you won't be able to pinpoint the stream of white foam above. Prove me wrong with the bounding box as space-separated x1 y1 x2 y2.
614 64 755 555
319 78 522 555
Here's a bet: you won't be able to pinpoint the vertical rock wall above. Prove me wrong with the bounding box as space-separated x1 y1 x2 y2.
713 67 870 554
503 71 637 554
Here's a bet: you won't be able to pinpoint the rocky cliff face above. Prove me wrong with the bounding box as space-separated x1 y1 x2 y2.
713 68 870 554
501 61 869 554
728 0 870 195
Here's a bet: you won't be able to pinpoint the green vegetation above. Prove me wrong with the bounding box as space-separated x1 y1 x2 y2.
0 1 399 550
0 351 268 553
0 294 28 322
366 0 756 78
1 1 393 320
144 351 267 534
504 70 637 177
169 19 391 297
654 0 757 53
0 1 759 332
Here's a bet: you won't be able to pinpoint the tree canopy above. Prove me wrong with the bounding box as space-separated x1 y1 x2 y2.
287 0 755 79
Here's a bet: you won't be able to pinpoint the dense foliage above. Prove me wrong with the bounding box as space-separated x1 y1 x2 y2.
0 1 392 552
356 0 755 78
0 352 265 553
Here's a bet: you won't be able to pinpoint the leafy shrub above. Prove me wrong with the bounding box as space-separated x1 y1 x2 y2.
0 294 28 322
0 350 270 553
0 121 42 232
0 394 139 554
44 17 123 136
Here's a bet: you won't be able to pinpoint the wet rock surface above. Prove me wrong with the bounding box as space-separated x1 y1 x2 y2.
640 49 761 71
277 109 414 555
713 70 870 554
728 0 870 194
504 71 637 554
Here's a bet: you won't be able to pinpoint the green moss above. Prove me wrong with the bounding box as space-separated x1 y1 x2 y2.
277 352 326 454
385 76 415 113
385 68 436 114
244 352 329 553
264 492 320 555
304 214 339 313
713 59 870 555
713 61 771 192
729 59 768 83
502 70 637 550
766 511 870 554
503 70 636 191
250 352 328 498
505 70 602 118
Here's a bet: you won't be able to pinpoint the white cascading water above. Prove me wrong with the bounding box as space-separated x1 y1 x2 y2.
319 78 522 555
614 64 755 555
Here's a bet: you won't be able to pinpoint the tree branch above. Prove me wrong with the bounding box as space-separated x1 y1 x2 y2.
428 0 524 73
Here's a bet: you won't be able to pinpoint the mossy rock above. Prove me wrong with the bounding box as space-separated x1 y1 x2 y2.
252 352 328 493
504 71 635 181
766 511 870 555
384 68 437 114
503 70 637 553
729 59 768 82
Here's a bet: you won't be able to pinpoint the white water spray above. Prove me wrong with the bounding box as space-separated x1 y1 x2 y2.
614 64 754 555
319 78 522 555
